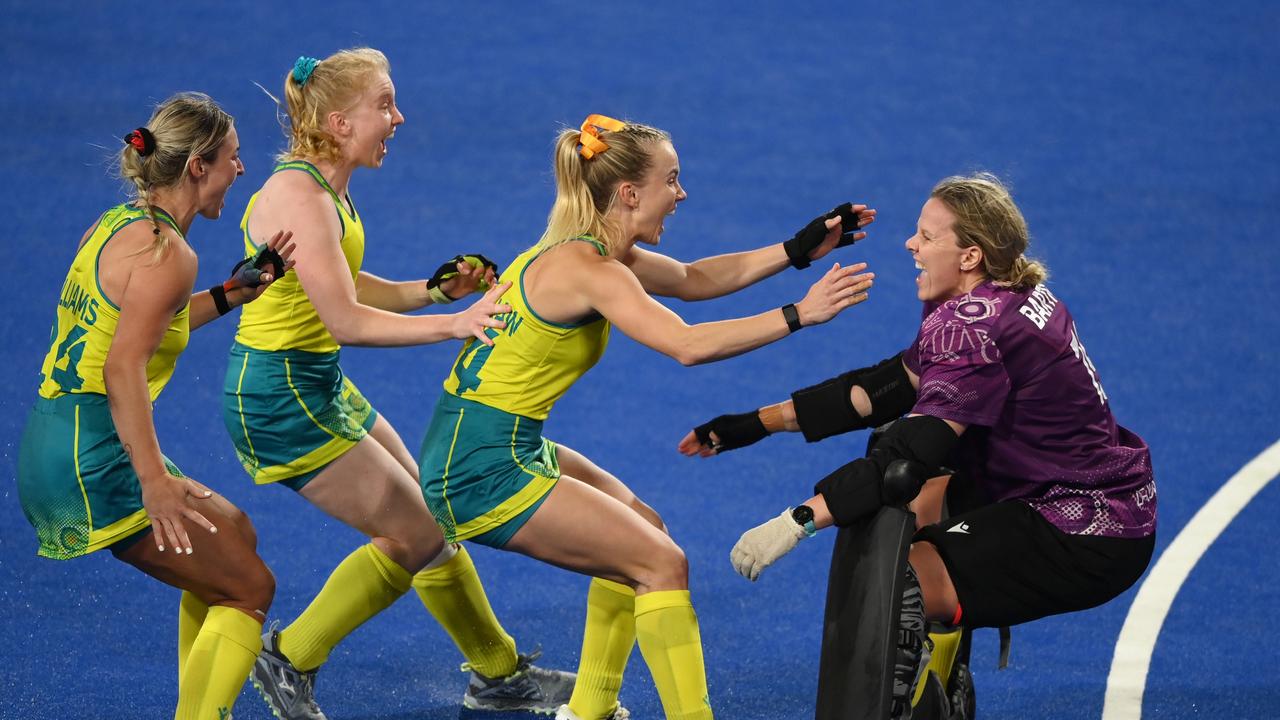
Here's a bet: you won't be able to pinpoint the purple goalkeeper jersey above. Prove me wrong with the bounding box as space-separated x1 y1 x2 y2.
904 281 1156 539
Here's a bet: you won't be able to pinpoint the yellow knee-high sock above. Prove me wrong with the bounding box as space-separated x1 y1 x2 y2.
175 605 262 720
177 591 209 687
568 578 636 720
913 626 963 706
634 590 713 720
411 544 518 678
279 543 411 671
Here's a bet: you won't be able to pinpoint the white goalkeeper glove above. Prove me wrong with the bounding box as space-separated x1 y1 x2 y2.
730 508 809 581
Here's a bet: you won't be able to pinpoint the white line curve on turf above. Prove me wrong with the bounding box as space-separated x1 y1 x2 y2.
1102 438 1280 720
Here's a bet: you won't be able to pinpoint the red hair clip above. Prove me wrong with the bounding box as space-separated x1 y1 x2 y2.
578 114 625 159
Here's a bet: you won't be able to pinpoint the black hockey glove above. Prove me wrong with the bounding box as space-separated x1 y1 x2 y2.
783 202 863 270
693 411 769 454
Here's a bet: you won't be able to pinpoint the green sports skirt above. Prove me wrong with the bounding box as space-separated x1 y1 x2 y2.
222 341 377 491
418 392 559 547
17 393 181 559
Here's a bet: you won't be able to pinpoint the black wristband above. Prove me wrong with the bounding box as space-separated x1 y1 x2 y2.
782 303 803 333
209 285 232 316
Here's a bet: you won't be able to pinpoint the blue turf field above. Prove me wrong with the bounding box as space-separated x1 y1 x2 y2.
2 1 1278 718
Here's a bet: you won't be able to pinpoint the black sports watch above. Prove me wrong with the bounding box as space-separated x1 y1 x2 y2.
781 303 803 333
791 505 817 537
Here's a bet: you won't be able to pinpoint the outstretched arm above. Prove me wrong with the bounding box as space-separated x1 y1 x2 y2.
356 256 497 312
354 271 431 312
255 183 509 347
622 245 790 301
678 354 919 457
585 254 873 366
730 415 964 581
624 203 875 301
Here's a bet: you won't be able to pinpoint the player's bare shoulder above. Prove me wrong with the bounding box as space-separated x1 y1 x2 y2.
258 167 328 208
250 168 335 239
541 239 620 279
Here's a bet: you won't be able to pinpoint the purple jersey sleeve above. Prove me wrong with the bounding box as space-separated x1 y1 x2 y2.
908 294 1010 427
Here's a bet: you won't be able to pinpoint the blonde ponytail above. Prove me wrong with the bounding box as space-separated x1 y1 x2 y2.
538 117 670 254
117 93 234 260
278 48 390 164
1005 255 1048 288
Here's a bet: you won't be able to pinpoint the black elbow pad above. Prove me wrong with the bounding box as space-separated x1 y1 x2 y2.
791 353 917 443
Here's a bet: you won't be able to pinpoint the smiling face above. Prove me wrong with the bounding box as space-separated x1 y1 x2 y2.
624 140 686 246
193 124 244 220
340 71 404 168
905 196 984 302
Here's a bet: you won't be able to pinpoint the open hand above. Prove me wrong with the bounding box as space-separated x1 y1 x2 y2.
140 474 219 555
451 282 512 345
793 262 875 326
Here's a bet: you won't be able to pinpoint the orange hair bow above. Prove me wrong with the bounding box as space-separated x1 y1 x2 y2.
578 114 625 159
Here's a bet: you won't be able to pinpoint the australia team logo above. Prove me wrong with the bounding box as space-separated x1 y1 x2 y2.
60 525 87 553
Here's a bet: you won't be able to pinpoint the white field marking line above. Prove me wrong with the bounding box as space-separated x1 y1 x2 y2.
1102 438 1280 719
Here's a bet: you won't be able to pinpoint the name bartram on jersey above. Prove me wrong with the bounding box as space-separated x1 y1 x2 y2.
1018 284 1058 330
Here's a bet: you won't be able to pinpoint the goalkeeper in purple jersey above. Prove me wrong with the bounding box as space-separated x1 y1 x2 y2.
680 173 1155 719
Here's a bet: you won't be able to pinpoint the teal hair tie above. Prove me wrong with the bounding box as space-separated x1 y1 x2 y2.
292 56 320 86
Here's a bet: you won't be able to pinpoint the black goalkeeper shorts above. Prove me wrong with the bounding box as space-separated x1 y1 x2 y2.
914 500 1154 628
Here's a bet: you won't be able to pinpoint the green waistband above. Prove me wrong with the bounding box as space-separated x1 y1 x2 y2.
438 392 544 433
230 340 342 364
33 392 108 410
30 393 117 432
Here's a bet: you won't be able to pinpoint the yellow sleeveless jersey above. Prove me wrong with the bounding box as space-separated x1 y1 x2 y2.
443 238 610 420
37 204 190 401
235 161 364 353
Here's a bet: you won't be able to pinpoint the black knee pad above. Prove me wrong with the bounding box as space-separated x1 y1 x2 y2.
815 416 957 526
883 459 929 506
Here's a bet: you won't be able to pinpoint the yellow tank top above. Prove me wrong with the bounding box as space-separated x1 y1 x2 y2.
443 238 611 420
37 204 190 401
235 161 365 353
